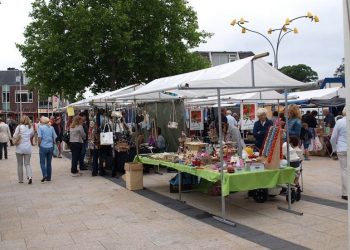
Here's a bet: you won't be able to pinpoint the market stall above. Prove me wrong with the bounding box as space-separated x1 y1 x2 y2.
110 53 308 224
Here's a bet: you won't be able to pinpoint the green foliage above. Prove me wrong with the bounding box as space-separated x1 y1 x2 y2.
17 0 211 101
279 64 318 82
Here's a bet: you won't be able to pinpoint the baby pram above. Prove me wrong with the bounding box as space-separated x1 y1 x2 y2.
282 160 303 203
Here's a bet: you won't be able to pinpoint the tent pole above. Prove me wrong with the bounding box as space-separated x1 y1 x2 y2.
278 88 303 216
213 88 235 227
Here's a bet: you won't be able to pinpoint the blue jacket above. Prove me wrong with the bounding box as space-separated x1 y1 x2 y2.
253 119 273 149
288 118 301 137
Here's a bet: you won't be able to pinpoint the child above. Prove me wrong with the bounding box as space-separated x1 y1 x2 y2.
283 136 303 186
300 123 312 160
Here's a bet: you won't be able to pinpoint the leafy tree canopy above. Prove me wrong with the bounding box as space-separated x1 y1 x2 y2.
17 0 211 100
279 64 318 82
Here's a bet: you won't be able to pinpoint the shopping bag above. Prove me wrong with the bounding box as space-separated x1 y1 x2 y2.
53 144 59 157
314 136 323 151
100 123 114 145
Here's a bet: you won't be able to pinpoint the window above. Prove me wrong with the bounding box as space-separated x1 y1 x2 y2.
2 92 9 103
229 54 237 62
15 91 33 103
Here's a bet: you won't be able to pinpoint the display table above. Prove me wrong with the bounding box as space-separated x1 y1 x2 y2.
135 155 295 196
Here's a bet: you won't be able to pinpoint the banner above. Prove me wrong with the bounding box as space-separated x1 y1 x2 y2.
67 107 75 117
189 109 204 131
240 103 257 130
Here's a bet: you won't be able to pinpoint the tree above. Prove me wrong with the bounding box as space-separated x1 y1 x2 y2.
279 64 318 82
334 58 345 78
17 0 211 100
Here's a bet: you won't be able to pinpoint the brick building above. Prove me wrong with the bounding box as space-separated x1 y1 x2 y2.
0 68 40 121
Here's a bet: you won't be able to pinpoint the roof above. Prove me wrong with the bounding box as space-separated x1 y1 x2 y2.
0 70 24 85
115 56 307 100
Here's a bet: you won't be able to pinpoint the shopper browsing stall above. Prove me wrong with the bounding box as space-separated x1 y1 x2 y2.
253 108 273 150
330 110 347 200
287 104 302 139
69 116 86 177
226 110 237 128
156 127 166 153
323 108 335 129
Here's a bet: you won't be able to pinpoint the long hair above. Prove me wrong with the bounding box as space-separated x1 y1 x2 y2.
20 115 32 129
288 104 301 119
70 116 82 129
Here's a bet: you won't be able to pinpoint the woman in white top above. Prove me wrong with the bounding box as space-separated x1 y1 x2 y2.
330 110 347 200
0 117 12 159
13 116 34 184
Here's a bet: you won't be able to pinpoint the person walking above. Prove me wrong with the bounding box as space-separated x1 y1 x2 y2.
226 110 238 129
69 116 86 177
330 110 347 200
13 116 34 184
0 117 12 160
52 116 63 158
38 116 57 182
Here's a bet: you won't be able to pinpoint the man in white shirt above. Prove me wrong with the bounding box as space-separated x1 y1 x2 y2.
226 110 237 129
330 110 347 200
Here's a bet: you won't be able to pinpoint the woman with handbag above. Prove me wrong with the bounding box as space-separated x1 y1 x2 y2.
52 116 63 158
69 116 86 177
13 116 34 184
38 116 57 182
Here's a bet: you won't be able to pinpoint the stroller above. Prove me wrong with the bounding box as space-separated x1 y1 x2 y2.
282 160 303 203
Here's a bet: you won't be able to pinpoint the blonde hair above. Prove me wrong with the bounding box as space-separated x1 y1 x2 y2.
70 116 82 128
288 104 301 119
20 115 32 129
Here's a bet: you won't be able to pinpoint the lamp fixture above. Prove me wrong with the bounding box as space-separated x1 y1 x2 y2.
307 11 313 18
241 28 246 33
239 17 245 24
268 28 272 34
313 15 319 22
285 18 290 25
293 27 298 34
230 19 237 26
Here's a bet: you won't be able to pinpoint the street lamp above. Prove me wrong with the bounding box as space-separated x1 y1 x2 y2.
230 12 319 69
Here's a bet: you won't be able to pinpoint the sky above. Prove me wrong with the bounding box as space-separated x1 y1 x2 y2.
0 0 344 79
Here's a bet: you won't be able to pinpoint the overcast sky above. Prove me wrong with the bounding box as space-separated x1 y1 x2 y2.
0 0 344 79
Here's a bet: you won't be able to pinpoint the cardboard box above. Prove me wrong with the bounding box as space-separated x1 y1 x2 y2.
124 163 143 190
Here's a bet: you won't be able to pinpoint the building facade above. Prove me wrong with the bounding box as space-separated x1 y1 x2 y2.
0 68 57 122
197 51 255 66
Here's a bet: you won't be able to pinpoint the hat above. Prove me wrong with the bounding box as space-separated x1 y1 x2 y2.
40 116 50 124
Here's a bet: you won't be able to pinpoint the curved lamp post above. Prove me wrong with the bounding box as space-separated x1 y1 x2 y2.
230 12 319 68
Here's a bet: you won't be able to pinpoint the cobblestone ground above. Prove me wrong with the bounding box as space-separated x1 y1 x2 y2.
0 145 348 249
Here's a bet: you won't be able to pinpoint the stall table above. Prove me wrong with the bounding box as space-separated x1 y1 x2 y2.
135 155 295 196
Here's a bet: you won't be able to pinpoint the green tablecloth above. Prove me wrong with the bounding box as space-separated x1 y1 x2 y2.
135 155 295 196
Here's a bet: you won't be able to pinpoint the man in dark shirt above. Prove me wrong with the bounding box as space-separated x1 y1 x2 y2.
302 110 318 128
323 108 335 128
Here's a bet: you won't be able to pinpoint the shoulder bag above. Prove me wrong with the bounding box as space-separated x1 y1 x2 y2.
12 126 22 146
100 123 114 145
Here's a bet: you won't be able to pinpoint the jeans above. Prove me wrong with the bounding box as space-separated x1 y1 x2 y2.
0 142 8 159
80 140 88 169
91 149 99 175
16 153 32 182
39 147 53 180
71 142 83 174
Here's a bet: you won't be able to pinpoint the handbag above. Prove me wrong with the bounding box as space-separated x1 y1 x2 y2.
100 123 114 145
115 141 130 152
12 126 22 146
168 101 178 129
53 144 59 157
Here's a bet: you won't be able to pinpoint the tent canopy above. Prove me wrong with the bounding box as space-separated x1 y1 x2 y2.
114 56 306 100
283 87 343 105
186 90 287 106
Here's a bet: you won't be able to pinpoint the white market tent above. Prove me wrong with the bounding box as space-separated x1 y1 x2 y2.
114 55 306 100
67 85 139 108
280 87 342 104
186 90 288 106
